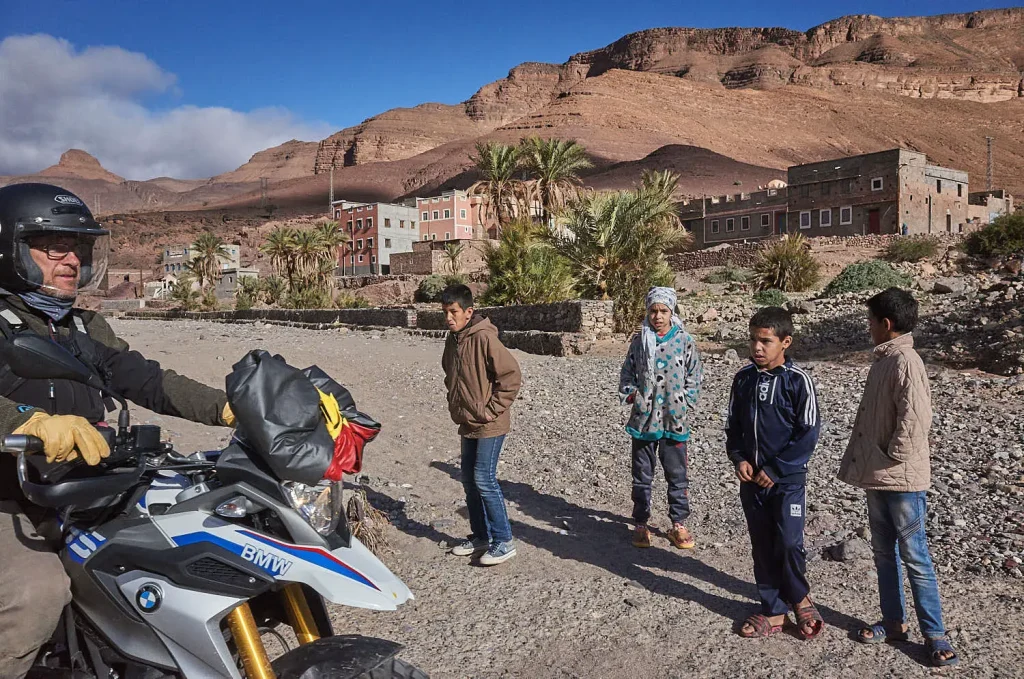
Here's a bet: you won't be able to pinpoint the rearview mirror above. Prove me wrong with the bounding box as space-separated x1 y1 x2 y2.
0 335 105 391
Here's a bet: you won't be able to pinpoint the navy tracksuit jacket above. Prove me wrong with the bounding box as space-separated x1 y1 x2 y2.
726 358 821 615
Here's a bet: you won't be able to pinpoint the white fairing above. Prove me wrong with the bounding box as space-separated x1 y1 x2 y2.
152 513 413 610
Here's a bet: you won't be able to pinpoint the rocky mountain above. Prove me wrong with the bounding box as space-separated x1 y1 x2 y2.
3 7 1022 221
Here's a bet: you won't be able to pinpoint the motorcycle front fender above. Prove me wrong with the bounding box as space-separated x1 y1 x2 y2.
270 635 402 679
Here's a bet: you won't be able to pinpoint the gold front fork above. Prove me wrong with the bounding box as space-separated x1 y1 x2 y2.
282 583 321 645
227 586 320 678
226 603 276 679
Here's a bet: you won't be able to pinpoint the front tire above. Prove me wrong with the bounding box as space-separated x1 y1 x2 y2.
360 657 428 679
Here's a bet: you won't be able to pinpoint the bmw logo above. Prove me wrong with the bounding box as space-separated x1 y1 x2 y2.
136 584 162 613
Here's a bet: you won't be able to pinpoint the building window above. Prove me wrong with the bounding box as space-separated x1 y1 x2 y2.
741 216 750 231
432 210 439 220
444 232 451 240
334 210 341 219
384 238 392 248
356 219 362 229
936 179 942 193
710 219 720 234
367 237 374 248
422 211 429 220
371 255 376 264
346 221 353 230
820 209 832 227
726 218 735 232
356 239 363 249
443 209 451 219
460 209 467 219
358 255 364 262
761 213 770 228
432 197 439 203
767 189 777 197
431 234 437 240
384 218 391 228
957 184 963 197
356 207 363 212
800 211 812 229
410 221 416 229
871 177 883 191
840 206 853 225
365 217 371 229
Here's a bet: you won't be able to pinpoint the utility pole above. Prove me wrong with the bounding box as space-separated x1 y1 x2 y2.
259 178 268 211
329 165 334 213
985 136 994 191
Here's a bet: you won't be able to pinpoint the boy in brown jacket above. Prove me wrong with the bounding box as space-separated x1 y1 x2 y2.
839 288 958 667
440 284 522 566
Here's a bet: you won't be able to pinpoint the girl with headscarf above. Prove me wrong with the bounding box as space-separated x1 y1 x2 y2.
619 286 703 549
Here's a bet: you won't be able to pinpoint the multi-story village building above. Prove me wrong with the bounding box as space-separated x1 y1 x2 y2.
683 149 976 246
416 190 493 241
161 243 240 275
332 199 420 275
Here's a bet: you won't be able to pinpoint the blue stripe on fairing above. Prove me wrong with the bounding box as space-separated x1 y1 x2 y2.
172 530 379 591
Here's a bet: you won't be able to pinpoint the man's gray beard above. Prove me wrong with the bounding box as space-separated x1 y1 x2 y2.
39 283 78 301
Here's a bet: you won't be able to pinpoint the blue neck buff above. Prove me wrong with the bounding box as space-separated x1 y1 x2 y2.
19 291 75 322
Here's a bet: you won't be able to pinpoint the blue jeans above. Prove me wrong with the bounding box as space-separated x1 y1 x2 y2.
866 490 946 638
460 436 512 544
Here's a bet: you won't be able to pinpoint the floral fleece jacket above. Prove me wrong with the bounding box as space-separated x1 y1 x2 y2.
618 326 703 441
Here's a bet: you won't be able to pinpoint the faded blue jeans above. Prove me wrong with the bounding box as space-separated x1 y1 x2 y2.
866 490 946 638
461 435 512 544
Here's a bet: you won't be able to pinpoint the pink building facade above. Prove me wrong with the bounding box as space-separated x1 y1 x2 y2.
416 190 494 242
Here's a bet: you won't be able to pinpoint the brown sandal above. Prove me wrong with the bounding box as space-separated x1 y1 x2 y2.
794 601 825 640
739 614 783 638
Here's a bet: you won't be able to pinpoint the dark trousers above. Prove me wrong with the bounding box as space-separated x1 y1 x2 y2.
630 438 690 526
740 482 810 616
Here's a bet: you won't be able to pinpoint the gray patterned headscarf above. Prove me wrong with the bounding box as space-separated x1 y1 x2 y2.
640 287 684 387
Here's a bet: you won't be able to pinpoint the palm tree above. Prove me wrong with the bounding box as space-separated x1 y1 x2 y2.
260 227 297 285
315 220 349 272
467 141 526 235
442 242 465 275
292 229 324 279
548 173 687 331
482 219 576 306
190 232 231 290
519 137 592 225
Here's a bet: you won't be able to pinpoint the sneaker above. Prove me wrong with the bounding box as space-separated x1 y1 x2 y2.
450 537 489 557
479 540 517 566
668 524 695 549
632 524 652 548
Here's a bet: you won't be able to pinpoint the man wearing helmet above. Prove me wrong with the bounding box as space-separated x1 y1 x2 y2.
0 183 234 678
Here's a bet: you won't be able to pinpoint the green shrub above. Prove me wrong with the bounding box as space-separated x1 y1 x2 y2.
751 235 820 292
260 275 286 306
285 284 332 309
963 213 1024 258
823 260 912 297
885 236 940 263
416 275 448 303
702 264 750 284
753 288 788 306
481 219 576 307
335 293 371 309
200 287 219 311
235 291 253 311
444 273 468 287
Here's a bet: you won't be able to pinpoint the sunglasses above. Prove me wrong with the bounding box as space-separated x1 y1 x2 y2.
28 238 93 261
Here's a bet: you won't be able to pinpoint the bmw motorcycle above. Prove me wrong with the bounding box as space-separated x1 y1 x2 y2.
1 334 427 679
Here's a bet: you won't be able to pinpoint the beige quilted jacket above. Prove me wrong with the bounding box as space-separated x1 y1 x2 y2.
838 333 933 492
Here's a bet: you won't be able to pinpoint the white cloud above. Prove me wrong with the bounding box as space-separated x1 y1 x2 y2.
0 34 332 179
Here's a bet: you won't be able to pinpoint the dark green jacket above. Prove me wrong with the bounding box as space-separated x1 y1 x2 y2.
0 294 228 435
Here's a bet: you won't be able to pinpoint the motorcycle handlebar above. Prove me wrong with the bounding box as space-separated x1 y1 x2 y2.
1 434 45 455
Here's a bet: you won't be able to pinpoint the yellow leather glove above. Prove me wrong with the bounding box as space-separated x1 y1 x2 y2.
13 412 110 465
221 403 236 428
317 388 346 439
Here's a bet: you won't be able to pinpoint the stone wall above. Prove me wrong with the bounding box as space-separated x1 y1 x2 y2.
335 274 421 289
669 233 966 270
416 300 615 337
126 307 416 327
390 239 492 275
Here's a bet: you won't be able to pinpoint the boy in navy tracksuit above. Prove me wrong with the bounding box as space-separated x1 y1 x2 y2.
727 307 824 640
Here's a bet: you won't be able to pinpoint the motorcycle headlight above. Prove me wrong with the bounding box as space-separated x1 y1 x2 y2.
282 480 343 536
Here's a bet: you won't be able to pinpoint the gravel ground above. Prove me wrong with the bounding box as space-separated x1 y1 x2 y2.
110 319 1024 679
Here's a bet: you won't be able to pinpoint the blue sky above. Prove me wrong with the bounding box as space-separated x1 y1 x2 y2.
0 0 1012 178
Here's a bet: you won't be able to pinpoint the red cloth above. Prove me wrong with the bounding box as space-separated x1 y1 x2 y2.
323 419 379 481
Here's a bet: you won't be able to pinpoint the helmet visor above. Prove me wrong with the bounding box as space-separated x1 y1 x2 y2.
14 231 110 296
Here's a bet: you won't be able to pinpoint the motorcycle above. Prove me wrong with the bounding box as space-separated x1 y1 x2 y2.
0 334 427 679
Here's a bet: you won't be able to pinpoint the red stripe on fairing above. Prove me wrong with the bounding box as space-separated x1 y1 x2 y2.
238 530 380 591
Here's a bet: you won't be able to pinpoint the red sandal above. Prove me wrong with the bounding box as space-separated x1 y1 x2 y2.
794 601 825 640
738 613 783 638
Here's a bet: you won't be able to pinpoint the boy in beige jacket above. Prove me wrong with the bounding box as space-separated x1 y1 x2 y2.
839 288 958 667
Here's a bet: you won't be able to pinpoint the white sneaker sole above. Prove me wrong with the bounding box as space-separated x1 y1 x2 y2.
479 549 517 566
450 546 488 557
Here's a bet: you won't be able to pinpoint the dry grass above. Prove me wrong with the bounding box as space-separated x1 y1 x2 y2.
346 488 391 557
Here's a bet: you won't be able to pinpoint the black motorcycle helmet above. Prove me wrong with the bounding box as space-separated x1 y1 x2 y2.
0 183 110 295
